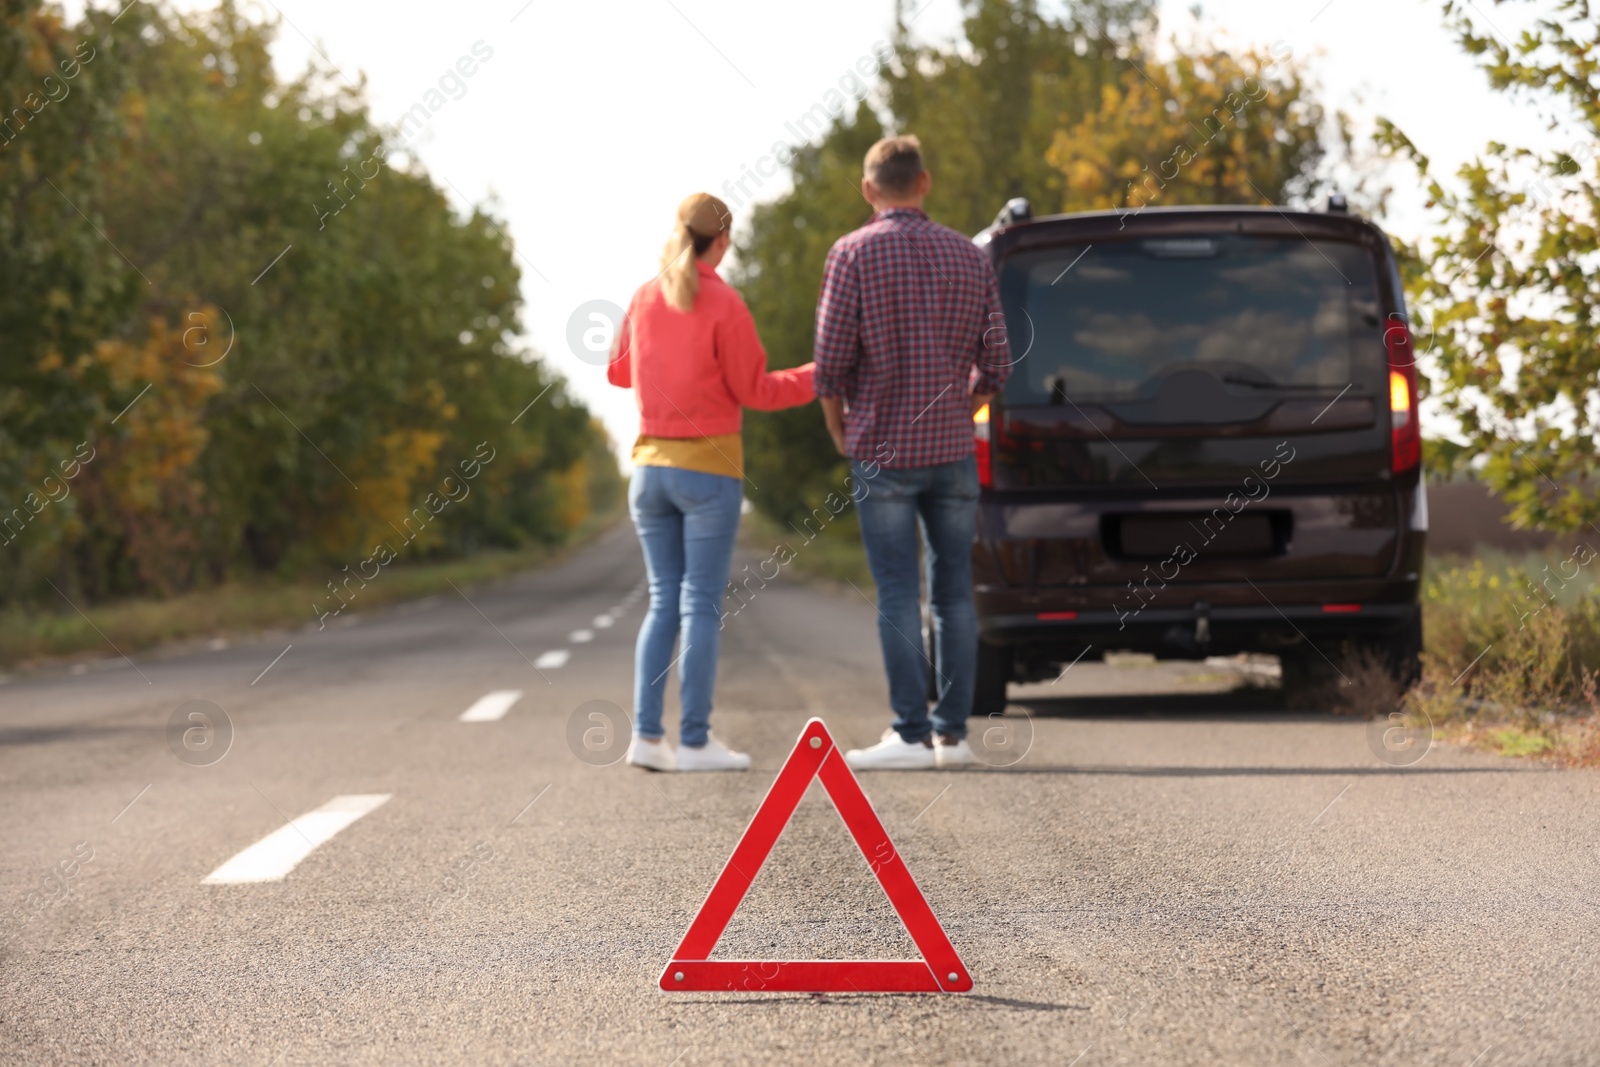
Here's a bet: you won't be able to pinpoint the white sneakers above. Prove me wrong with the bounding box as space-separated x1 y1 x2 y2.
676 734 752 772
627 735 677 772
933 736 974 769
627 733 750 772
630 730 969 773
844 729 974 771
844 729 934 770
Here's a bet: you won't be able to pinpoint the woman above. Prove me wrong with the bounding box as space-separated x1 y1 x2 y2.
607 193 815 772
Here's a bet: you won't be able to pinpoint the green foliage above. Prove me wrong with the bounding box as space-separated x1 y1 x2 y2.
1422 548 1600 676
1377 0 1600 532
0 1 137 494
1407 547 1600 761
882 0 1156 234
1051 42 1344 214
1423 436 1476 481
735 0 1346 526
0 2 617 607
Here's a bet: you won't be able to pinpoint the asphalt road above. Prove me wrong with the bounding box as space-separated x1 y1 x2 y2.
2 522 1598 1066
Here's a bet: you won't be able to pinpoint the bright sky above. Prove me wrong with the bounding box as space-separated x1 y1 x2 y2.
81 0 1567 451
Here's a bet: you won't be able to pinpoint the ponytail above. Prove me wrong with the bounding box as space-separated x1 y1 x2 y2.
659 226 708 312
659 193 732 312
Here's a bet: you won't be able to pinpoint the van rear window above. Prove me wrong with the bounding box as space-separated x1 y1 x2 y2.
996 235 1385 407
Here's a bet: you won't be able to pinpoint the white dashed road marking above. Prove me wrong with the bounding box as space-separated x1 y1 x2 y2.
569 629 594 643
459 689 524 723
533 649 570 669
593 615 614 629
203 794 391 884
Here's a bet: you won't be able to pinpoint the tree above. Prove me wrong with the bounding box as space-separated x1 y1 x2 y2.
882 0 1157 234
0 1 139 573
0 1 617 606
1378 0 1600 532
1051 43 1337 215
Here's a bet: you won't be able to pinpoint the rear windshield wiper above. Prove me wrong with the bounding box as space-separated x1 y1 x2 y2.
1220 375 1338 392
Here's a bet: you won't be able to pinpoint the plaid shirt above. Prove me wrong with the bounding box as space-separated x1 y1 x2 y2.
813 207 1012 468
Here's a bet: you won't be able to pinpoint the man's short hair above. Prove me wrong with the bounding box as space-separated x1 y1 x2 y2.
864 135 924 196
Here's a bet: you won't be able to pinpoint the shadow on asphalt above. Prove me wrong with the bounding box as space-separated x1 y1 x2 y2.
984 690 1539 776
962 994 1088 1012
1008 688 1324 722
674 994 1087 1011
0 724 156 747
967 764 1522 776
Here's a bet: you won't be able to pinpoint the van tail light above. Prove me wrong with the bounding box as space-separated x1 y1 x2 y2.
974 402 992 488
1385 320 1421 475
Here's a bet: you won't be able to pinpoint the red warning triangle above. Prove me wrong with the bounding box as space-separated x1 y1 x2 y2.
659 717 971 993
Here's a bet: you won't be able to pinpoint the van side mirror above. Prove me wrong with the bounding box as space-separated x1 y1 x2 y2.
994 198 1032 227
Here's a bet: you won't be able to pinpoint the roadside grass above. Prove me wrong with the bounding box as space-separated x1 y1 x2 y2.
1401 547 1600 767
1484 726 1558 758
1323 644 1408 717
0 508 624 671
741 507 875 591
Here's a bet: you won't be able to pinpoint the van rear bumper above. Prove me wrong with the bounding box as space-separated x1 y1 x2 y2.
979 599 1418 667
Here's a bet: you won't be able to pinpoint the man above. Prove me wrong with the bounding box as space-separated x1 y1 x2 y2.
813 134 1013 770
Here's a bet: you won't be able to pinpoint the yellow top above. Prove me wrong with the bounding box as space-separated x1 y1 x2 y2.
631 433 743 480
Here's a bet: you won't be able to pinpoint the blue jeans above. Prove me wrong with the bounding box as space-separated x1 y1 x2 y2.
629 465 743 747
851 456 980 743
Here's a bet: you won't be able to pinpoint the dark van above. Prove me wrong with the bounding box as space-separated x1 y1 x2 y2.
968 199 1426 712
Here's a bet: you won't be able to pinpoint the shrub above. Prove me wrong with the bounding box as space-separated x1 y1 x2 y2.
1408 549 1600 764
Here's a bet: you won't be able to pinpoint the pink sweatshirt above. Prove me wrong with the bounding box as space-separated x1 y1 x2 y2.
608 261 814 437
